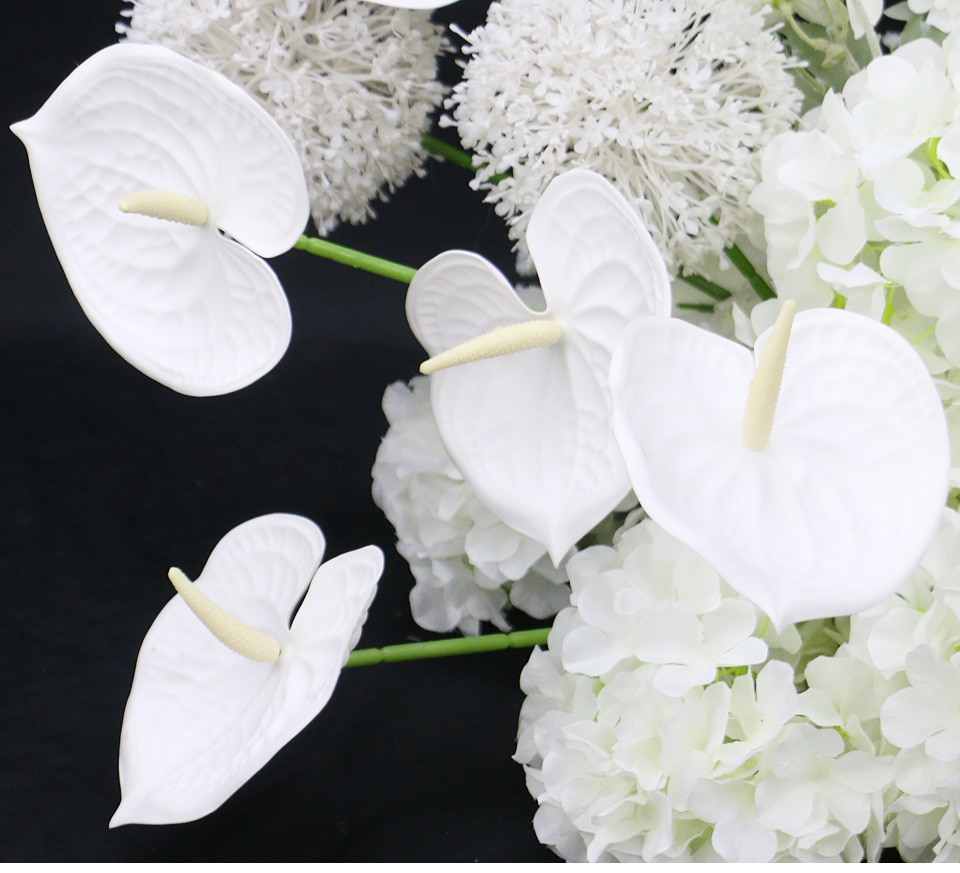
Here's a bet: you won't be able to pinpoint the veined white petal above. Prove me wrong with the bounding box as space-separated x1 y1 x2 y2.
611 309 949 629
110 514 383 826
13 44 308 394
407 170 671 563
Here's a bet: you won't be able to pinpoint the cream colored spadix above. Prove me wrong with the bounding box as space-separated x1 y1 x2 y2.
419 320 562 375
167 567 280 663
119 189 209 227
742 299 796 451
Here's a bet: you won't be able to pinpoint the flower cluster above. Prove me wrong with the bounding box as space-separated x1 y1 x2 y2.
372 377 570 635
516 515 887 861
444 0 801 274
119 0 448 233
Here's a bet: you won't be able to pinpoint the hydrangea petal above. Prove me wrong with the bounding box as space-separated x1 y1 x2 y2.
406 170 671 563
110 514 383 826
610 309 948 629
13 44 309 395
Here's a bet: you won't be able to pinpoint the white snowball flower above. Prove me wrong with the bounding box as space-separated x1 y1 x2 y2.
371 376 570 635
909 0 960 33
118 0 447 233
444 0 800 275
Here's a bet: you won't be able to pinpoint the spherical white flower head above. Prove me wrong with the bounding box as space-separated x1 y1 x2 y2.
111 514 383 826
119 0 447 233
371 377 571 635
407 169 671 565
12 43 309 395
444 0 800 274
610 307 949 629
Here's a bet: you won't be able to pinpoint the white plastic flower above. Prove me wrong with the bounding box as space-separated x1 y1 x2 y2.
610 304 949 629
444 0 800 274
119 0 447 234
111 513 383 826
12 43 309 395
372 376 570 635
406 169 671 565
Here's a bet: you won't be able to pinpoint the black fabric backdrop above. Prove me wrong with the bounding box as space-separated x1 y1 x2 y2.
0 0 560 861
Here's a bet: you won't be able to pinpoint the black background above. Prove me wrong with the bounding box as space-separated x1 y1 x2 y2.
0 0 560 861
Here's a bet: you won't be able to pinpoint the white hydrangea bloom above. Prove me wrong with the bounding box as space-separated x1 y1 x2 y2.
118 0 447 233
371 377 570 635
909 0 960 34
444 0 801 275
516 516 894 862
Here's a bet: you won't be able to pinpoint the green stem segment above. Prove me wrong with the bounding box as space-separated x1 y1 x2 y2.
724 240 776 301
421 132 478 172
345 628 550 668
294 235 417 284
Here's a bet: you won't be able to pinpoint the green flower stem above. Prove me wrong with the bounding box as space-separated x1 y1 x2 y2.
344 627 550 668
421 132 478 172
294 235 417 284
421 132 511 185
723 240 776 301
677 268 733 302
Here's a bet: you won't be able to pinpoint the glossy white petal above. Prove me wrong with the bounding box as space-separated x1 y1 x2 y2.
12 44 309 395
610 309 948 629
406 169 670 564
110 514 383 826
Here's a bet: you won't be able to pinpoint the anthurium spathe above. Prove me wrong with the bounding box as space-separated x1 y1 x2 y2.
609 304 949 629
110 514 383 826
405 169 672 565
12 44 309 396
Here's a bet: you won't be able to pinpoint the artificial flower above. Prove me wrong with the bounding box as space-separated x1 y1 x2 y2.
405 168 671 565
444 0 801 274
516 514 893 862
110 513 383 826
13 43 308 395
119 0 447 233
371 376 570 635
609 305 949 628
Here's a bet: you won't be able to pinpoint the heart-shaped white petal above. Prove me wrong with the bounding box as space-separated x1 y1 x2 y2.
406 169 671 564
12 44 309 395
110 514 383 826
610 309 948 629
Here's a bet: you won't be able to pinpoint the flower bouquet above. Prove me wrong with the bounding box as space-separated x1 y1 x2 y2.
9 0 960 862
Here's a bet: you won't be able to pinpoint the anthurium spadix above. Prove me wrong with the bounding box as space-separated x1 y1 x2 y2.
110 514 383 826
11 44 309 396
609 303 949 630
406 169 672 564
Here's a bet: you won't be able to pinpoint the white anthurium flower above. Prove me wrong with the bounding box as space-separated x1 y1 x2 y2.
610 302 949 630
405 169 671 565
110 513 383 826
12 44 309 396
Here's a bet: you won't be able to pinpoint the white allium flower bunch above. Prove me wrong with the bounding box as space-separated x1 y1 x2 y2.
118 0 447 233
517 515 904 862
371 377 571 636
443 0 801 275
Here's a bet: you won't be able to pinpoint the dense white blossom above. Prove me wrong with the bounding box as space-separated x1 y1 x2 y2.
444 0 801 274
371 377 570 635
118 0 447 233
516 515 899 862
